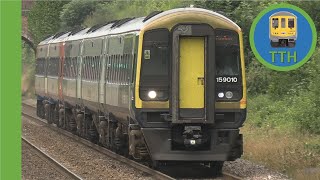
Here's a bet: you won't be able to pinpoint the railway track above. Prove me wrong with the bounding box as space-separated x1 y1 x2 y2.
22 102 242 180
22 136 83 180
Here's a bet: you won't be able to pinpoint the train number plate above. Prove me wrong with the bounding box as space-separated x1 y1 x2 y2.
216 77 238 83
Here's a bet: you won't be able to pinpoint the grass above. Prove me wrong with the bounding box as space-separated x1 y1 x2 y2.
241 118 320 179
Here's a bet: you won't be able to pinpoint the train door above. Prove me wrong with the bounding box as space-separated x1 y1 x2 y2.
76 40 84 100
179 37 205 116
99 37 108 104
171 24 215 124
58 42 65 100
45 44 50 95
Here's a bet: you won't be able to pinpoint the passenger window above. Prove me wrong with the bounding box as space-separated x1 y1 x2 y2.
106 56 110 83
272 18 279 28
281 18 286 28
288 18 294 28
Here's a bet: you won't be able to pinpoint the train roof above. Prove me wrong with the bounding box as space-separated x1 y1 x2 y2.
38 7 241 45
270 11 297 18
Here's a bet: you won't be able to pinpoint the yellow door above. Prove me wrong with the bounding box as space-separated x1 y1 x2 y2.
179 37 205 109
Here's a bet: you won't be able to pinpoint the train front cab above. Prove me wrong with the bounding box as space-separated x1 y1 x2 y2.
134 10 247 163
269 12 297 48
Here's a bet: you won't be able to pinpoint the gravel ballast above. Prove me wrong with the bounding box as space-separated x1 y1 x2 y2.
22 110 152 179
22 141 69 180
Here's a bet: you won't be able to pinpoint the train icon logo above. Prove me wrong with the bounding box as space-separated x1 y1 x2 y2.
269 11 297 48
250 3 317 71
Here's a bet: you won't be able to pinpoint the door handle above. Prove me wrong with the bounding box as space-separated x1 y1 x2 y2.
197 77 204 85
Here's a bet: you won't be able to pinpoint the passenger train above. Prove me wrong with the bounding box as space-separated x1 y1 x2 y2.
270 11 297 47
35 7 247 174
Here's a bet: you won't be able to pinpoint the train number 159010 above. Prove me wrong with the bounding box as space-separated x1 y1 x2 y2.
216 77 238 83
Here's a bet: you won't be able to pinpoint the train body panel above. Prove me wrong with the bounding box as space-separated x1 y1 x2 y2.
35 8 247 167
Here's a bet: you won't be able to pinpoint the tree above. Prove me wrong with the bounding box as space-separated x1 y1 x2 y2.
28 1 68 44
83 0 193 27
60 0 99 31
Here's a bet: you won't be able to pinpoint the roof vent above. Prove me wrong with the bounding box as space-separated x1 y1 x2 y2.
52 32 68 39
111 17 135 28
143 11 163 22
69 27 85 36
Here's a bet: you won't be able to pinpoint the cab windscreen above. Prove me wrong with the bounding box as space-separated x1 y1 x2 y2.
139 28 169 101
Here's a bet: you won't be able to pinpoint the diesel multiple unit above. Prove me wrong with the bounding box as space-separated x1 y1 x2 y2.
270 11 297 47
35 8 247 174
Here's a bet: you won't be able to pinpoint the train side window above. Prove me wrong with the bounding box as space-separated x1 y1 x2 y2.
73 57 77 78
84 57 88 80
114 55 117 84
92 56 95 81
87 57 90 80
119 54 122 84
90 56 94 81
85 57 88 80
90 56 93 81
63 59 67 77
65 58 68 78
116 55 119 84
97 56 101 81
108 56 111 83
111 55 114 83
272 18 279 28
281 18 286 28
109 55 113 83
124 54 127 84
82 58 85 80
69 58 72 78
86 57 89 80
106 56 110 83
94 56 97 81
288 18 294 28
95 56 98 81
120 55 123 84
110 55 113 83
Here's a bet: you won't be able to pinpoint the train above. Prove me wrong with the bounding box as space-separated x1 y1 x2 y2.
270 11 297 48
35 7 247 175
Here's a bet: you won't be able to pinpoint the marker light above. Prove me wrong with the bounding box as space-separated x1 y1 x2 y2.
148 91 157 99
225 91 233 99
218 92 224 98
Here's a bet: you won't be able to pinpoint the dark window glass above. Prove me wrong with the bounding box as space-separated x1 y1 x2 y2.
272 18 279 28
47 57 59 77
36 58 45 75
215 30 240 76
140 29 169 87
281 18 286 28
288 18 294 28
106 56 110 83
140 28 169 101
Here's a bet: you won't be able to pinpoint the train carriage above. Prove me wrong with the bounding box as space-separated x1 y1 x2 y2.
35 7 247 174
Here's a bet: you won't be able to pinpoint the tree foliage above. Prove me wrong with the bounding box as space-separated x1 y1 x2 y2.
83 0 193 27
60 0 99 31
28 1 68 44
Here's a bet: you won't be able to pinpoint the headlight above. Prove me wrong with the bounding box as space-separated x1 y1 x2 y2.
148 90 157 99
225 91 233 99
218 92 224 98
